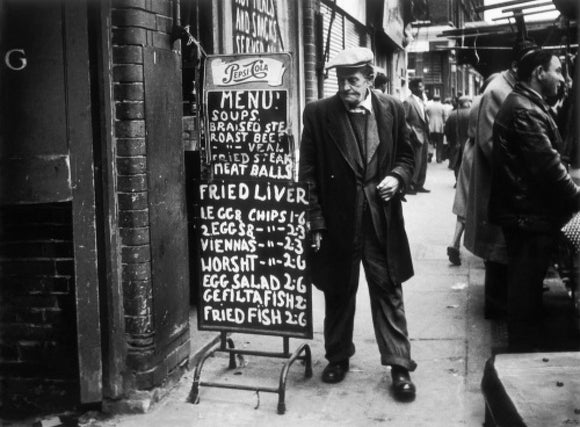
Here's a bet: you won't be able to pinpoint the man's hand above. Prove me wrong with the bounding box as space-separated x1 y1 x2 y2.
311 231 323 252
377 176 400 202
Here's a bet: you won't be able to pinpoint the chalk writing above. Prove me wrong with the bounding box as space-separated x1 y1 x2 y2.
197 180 311 337
207 89 292 180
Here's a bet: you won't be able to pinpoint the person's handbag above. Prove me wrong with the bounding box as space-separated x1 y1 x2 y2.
561 211 580 253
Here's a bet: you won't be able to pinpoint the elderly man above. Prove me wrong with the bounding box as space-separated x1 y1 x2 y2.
299 47 417 400
489 48 580 350
404 78 430 194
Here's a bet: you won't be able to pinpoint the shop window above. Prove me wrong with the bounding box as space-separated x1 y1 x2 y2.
408 53 416 70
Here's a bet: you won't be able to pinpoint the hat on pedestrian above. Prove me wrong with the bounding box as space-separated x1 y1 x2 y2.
326 47 374 70
512 37 539 63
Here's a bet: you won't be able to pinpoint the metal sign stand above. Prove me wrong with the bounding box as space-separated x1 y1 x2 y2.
188 331 312 414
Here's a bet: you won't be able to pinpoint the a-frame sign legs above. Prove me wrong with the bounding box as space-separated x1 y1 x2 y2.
188 332 312 414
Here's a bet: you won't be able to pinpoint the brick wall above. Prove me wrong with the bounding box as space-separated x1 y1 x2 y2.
0 203 78 416
111 0 189 391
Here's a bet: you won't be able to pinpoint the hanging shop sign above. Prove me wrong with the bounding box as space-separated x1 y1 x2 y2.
383 0 405 48
232 0 283 53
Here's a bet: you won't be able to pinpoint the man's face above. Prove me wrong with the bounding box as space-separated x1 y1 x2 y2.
411 82 424 98
539 56 565 98
337 68 372 108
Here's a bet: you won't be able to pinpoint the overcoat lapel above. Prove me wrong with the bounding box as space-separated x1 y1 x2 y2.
372 92 393 166
407 95 423 125
326 95 363 173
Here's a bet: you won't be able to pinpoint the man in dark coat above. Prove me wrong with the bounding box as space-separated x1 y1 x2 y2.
403 78 430 194
490 48 580 350
299 47 417 401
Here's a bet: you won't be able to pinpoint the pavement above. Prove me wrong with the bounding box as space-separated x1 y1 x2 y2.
11 162 578 426
84 162 496 427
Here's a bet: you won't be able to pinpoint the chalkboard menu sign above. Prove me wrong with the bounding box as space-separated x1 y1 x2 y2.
197 180 312 338
204 53 293 182
199 53 311 338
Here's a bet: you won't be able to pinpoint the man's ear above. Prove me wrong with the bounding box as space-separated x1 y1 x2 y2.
510 60 518 73
535 65 545 81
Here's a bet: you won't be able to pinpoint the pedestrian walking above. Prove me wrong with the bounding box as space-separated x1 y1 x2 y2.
489 47 580 350
444 96 471 180
426 94 446 163
446 72 499 266
374 72 389 93
447 95 480 266
403 78 431 194
441 97 454 161
299 47 417 401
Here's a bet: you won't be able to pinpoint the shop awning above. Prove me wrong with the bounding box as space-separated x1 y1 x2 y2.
437 18 577 78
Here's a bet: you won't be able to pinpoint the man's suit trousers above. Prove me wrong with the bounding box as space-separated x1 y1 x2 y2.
323 206 417 371
412 141 428 189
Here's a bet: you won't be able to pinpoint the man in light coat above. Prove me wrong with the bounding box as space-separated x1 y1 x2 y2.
464 40 537 318
426 94 446 163
299 47 417 401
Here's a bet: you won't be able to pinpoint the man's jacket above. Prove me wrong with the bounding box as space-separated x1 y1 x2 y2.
403 95 429 145
299 91 415 292
426 100 445 134
489 82 580 231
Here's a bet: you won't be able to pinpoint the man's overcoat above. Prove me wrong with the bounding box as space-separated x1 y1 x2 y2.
464 70 515 262
299 91 415 294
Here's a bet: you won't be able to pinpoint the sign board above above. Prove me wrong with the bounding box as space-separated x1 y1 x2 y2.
205 53 290 88
204 53 294 181
210 57 286 87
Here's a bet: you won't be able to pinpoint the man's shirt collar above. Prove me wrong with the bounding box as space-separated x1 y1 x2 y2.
527 85 544 102
359 90 373 111
518 81 549 111
412 93 424 104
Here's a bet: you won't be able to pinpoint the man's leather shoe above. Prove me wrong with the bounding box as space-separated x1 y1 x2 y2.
406 186 417 195
416 187 431 193
391 367 416 401
322 360 349 384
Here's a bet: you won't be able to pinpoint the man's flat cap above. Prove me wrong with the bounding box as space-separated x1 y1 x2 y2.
326 47 374 70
